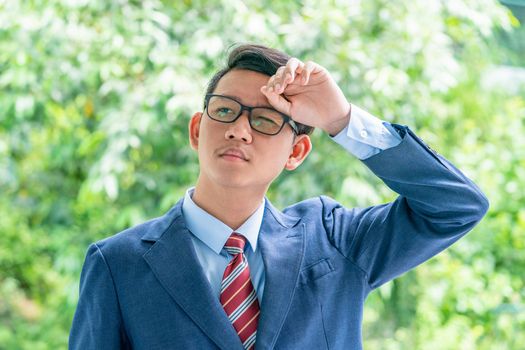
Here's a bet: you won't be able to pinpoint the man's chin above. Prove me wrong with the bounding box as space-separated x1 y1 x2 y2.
212 177 267 192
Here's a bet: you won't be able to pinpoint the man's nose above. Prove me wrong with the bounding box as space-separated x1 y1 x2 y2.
225 111 253 143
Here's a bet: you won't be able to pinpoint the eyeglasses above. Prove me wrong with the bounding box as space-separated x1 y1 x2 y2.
204 94 298 135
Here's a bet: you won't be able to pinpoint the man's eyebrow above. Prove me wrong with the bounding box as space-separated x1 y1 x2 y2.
220 93 273 108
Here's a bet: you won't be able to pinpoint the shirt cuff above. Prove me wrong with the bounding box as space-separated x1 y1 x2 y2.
331 104 402 160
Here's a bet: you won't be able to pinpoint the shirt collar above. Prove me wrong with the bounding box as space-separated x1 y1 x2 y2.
182 187 265 254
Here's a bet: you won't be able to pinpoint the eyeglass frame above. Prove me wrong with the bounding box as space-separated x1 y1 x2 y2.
203 93 299 135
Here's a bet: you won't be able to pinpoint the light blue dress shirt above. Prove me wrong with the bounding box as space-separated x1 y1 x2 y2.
181 104 402 303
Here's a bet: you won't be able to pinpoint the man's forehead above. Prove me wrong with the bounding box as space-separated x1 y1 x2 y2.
217 93 271 108
214 70 271 107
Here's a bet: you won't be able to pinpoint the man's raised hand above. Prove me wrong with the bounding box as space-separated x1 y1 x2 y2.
261 58 351 136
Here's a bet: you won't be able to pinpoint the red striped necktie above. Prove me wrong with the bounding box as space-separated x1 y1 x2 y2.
220 233 260 350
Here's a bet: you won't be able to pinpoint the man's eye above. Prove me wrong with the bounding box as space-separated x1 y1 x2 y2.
217 107 233 115
214 107 236 118
254 116 279 126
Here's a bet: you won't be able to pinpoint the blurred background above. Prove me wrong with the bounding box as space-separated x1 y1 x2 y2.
1 0 524 349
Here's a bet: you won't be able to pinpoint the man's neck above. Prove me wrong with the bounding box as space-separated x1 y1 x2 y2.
191 179 267 231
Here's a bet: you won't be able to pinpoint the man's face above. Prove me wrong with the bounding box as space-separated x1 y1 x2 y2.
189 69 311 192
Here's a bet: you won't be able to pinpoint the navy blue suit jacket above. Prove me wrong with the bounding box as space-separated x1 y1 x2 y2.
69 126 488 349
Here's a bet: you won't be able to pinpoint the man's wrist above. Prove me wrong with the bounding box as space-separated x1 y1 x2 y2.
326 103 352 136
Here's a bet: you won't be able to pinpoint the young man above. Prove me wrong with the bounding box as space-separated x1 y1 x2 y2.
69 44 489 350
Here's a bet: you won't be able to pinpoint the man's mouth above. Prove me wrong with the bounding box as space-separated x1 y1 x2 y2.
220 148 249 161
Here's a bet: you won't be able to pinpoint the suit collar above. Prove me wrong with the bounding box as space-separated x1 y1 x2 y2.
262 197 301 228
255 200 305 349
140 197 301 242
142 199 243 350
141 198 305 350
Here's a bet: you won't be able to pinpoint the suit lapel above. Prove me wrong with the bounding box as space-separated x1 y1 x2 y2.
255 200 305 349
142 200 243 350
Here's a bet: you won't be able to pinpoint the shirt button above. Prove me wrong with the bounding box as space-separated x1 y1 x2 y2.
360 130 368 138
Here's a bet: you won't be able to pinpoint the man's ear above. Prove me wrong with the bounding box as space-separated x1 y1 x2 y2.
285 134 312 171
189 112 203 151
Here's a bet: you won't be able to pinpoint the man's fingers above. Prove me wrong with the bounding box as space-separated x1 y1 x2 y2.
260 85 291 115
285 58 302 83
302 61 317 85
262 57 310 94
274 66 287 92
265 74 277 92
275 66 286 81
274 58 305 93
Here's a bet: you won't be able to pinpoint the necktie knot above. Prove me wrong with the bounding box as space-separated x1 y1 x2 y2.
224 232 246 256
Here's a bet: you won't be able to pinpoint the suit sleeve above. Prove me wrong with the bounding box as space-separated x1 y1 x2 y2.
69 243 130 349
322 124 489 289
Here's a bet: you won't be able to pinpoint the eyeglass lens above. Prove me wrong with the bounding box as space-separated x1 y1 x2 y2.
207 95 285 135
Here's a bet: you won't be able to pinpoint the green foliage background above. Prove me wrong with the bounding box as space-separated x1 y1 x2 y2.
1 0 524 349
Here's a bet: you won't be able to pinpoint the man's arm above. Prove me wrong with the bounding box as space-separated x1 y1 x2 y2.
325 101 488 288
322 124 488 288
261 58 489 289
69 244 129 349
